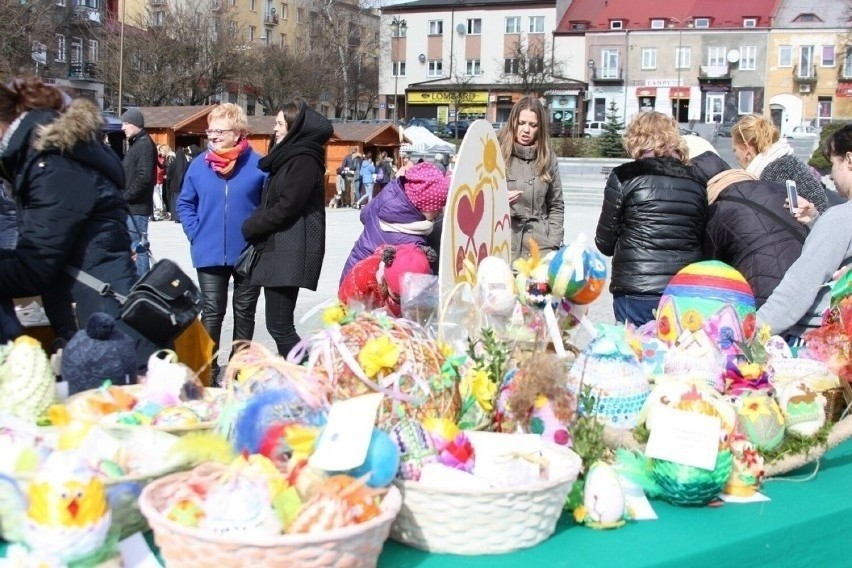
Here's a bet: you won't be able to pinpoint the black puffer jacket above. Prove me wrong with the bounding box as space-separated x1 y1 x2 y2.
242 103 333 289
595 156 708 295
693 152 806 307
0 99 137 340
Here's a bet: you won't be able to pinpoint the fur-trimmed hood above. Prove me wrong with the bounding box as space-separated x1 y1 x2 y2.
1 99 123 189
613 156 705 185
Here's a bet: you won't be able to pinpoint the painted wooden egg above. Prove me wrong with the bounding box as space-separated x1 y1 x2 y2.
777 381 826 439
476 256 517 315
734 392 786 451
387 418 437 481
583 461 626 525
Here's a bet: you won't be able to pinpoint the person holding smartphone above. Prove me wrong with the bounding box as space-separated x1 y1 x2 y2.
757 124 852 340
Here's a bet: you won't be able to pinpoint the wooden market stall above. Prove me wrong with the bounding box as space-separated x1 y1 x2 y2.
133 106 214 151
245 115 275 155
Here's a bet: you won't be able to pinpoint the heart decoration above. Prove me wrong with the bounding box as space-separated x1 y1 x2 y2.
456 188 484 240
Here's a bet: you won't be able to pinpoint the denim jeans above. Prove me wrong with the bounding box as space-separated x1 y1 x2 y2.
613 294 661 328
357 183 374 206
127 214 150 278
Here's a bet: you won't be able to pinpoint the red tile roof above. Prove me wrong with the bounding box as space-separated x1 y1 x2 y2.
556 0 780 32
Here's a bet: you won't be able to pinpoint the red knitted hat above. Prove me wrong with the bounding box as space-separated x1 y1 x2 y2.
382 243 434 297
338 254 384 310
403 162 450 213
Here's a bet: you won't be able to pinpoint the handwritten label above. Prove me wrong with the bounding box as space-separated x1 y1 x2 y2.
309 393 383 472
645 406 720 471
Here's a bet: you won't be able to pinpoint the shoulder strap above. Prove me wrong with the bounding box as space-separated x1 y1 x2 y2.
716 194 807 244
65 266 128 304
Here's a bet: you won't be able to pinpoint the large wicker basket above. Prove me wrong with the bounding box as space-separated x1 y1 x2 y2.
390 438 582 555
138 468 403 568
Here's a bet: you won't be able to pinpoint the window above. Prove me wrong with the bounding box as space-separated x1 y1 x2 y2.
246 96 255 117
570 22 586 31
280 2 287 18
738 90 754 114
392 61 406 76
249 0 254 10
799 45 814 76
280 33 286 46
601 49 618 78
844 47 852 78
248 25 255 41
229 21 237 37
676 46 691 69
296 6 303 23
743 18 756 27
822 45 836 67
55 0 65 6
466 58 481 75
70 37 83 63
528 16 544 33
694 17 709 28
263 31 270 45
650 19 665 29
427 59 442 77
708 46 726 66
530 57 544 73
391 21 407 37
740 45 756 70
428 20 443 35
194 12 202 27
467 18 481 35
505 16 520 34
504 58 519 74
88 39 98 62
230 0 235 6
151 10 164 26
794 13 821 23
778 45 792 67
641 48 657 70
610 20 623 30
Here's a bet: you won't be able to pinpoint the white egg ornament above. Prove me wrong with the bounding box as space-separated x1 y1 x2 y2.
579 462 628 529
475 256 517 316
778 381 826 439
200 474 282 536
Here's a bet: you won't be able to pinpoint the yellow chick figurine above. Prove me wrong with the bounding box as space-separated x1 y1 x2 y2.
24 451 111 562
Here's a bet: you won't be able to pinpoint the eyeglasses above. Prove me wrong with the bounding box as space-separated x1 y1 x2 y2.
205 129 235 136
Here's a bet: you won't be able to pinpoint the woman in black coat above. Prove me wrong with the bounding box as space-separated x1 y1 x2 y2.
692 150 806 307
242 100 333 357
0 78 142 356
595 112 708 326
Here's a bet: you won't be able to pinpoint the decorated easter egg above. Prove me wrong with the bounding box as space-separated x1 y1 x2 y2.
548 244 587 301
200 474 281 536
530 395 572 446
724 436 764 498
151 405 200 427
166 498 205 528
656 261 756 355
388 419 438 481
476 256 517 315
582 462 626 527
777 381 826 439
516 263 552 309
435 431 475 472
347 429 401 488
735 392 785 451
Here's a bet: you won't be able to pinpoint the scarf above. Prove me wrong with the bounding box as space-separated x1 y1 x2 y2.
204 138 249 178
706 169 757 205
746 138 794 178
379 218 434 235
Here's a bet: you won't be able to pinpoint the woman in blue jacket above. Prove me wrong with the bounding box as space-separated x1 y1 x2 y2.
177 103 265 382
355 155 376 209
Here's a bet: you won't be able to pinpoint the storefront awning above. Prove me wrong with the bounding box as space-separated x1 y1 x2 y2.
636 87 657 97
669 87 691 99
837 83 852 97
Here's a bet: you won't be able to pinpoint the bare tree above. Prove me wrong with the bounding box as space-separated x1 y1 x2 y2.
0 0 59 79
444 71 477 138
247 44 324 113
497 34 564 95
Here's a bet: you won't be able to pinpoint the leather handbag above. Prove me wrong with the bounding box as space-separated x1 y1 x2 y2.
67 259 202 346
234 243 260 278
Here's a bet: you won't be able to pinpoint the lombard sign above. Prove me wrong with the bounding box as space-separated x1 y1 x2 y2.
407 91 489 105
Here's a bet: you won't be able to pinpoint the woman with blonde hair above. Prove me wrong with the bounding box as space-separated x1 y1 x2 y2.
731 114 828 212
177 103 265 383
595 111 707 326
499 95 564 259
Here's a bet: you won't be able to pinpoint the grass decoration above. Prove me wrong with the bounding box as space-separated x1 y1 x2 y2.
761 422 833 465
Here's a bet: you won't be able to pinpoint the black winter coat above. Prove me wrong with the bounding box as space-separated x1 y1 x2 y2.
122 128 156 216
595 156 708 295
242 104 333 290
0 100 138 342
692 152 806 307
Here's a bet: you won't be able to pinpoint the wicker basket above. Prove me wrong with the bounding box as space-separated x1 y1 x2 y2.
139 469 403 568
390 439 581 555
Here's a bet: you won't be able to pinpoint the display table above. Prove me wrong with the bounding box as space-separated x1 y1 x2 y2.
2 442 851 566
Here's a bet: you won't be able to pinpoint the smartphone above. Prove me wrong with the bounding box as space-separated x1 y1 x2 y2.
786 180 798 215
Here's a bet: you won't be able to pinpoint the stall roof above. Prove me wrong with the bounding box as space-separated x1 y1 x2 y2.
132 106 215 130
329 123 410 145
246 115 275 137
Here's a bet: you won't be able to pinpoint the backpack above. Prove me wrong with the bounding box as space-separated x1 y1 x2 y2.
376 167 385 183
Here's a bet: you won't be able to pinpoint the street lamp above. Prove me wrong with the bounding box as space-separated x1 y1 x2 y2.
390 17 407 123
670 17 692 124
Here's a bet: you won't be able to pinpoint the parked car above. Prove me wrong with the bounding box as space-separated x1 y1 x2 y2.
785 125 820 139
491 121 506 133
584 121 625 138
406 117 438 133
716 118 737 138
679 126 701 137
442 120 471 138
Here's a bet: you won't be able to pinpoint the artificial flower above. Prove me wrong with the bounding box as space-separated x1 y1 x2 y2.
738 398 772 424
756 323 772 346
358 336 400 378
322 303 347 326
573 505 587 524
460 368 498 411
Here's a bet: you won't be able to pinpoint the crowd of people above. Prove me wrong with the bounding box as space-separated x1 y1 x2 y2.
1 76 850 380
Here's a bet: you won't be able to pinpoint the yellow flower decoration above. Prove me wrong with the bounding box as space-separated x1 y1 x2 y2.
437 341 454 359
460 368 498 411
283 425 320 462
358 336 400 378
756 323 772 345
739 399 771 424
230 454 287 497
573 505 587 524
680 309 703 332
739 362 762 380
322 303 347 326
422 417 460 442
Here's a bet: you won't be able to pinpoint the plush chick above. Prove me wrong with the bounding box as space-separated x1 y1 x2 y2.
24 451 111 562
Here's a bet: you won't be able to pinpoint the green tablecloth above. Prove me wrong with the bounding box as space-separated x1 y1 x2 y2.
4 442 851 567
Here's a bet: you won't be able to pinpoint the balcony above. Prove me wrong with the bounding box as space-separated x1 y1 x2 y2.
68 62 97 80
793 65 818 85
70 5 102 25
699 65 730 79
591 67 623 84
148 0 165 5
211 0 225 11
838 66 852 81
264 12 278 25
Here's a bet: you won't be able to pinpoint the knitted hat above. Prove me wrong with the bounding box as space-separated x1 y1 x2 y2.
61 313 137 395
382 243 436 297
120 108 144 128
338 254 384 310
403 162 450 213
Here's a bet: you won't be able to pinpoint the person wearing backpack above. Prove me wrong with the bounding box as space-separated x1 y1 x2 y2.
376 150 393 195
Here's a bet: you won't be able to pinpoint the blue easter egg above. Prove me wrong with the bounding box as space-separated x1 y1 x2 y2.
348 429 401 488
548 246 587 301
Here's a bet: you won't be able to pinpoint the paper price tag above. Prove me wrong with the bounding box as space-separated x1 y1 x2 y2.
645 406 720 471
309 393 383 472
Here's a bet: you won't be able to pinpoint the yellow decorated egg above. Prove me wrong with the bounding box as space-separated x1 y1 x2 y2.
735 392 785 451
151 406 201 427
